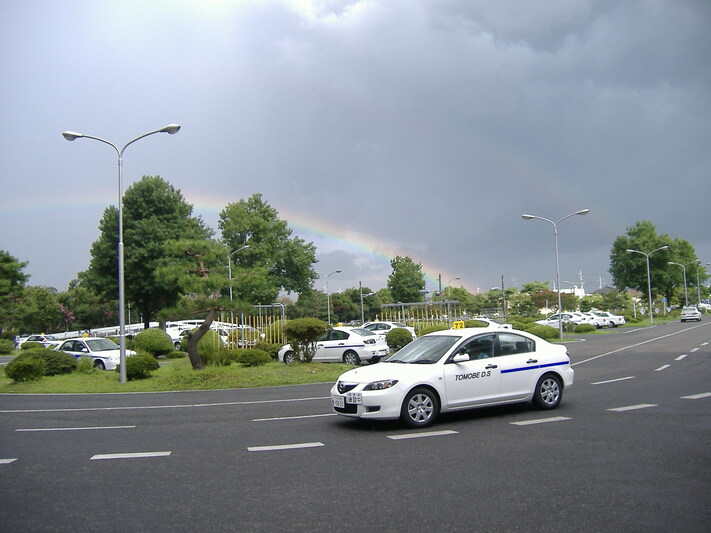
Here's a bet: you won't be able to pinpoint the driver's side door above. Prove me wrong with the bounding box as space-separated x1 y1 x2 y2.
442 333 501 408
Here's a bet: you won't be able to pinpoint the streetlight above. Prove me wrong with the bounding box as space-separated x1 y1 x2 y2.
446 277 460 299
227 245 250 327
321 269 341 325
359 281 374 324
626 245 668 324
668 259 700 307
522 208 590 338
62 124 181 383
696 263 710 304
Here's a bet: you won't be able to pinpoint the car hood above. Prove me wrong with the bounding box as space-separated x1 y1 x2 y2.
337 360 440 384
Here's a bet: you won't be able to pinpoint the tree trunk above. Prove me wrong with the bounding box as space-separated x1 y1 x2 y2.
185 308 217 370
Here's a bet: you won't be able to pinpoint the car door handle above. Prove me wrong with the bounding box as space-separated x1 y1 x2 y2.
527 359 538 364
485 364 498 369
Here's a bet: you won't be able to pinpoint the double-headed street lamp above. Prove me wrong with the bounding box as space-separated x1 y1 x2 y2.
522 209 590 339
62 124 181 383
626 245 668 324
320 269 341 325
668 259 700 307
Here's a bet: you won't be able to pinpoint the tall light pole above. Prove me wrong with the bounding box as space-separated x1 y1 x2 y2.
668 259 700 307
446 277 460 299
227 245 250 326
359 281 374 324
522 208 590 338
321 269 341 325
62 124 180 383
626 245 668 324
697 263 710 305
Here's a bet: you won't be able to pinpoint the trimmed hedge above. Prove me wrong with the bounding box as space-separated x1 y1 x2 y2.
5 356 46 382
233 348 272 367
385 328 413 351
132 328 174 357
13 348 77 376
121 354 160 380
0 339 14 354
573 324 597 334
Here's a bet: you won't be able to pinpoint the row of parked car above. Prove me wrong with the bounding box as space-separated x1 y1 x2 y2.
535 310 626 329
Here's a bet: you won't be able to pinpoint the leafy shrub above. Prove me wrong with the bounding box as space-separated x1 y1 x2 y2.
233 348 272 367
573 324 597 334
23 348 77 376
5 356 45 382
254 341 281 359
132 328 174 356
417 323 449 336
163 350 187 359
120 354 160 380
385 328 413 351
283 318 329 362
75 356 96 373
20 342 43 350
524 325 559 340
0 339 14 354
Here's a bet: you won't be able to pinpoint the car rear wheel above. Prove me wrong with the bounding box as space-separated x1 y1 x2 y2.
401 387 439 428
533 374 562 409
93 360 106 370
342 351 361 365
283 351 295 364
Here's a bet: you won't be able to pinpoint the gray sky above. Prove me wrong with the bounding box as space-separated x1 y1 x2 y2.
1 0 709 298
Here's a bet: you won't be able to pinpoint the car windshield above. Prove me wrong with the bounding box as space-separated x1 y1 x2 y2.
85 338 119 352
387 335 460 364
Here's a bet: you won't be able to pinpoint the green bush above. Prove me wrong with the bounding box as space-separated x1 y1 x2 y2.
163 350 187 359
0 339 14 354
385 328 413 351
120 354 160 380
22 348 77 376
5 356 45 382
180 329 228 366
524 325 559 340
253 341 281 359
283 318 329 362
573 324 597 334
132 328 174 356
20 342 43 350
233 348 272 367
417 323 449 336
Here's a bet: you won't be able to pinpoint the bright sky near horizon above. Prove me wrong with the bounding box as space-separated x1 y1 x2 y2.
1 0 709 296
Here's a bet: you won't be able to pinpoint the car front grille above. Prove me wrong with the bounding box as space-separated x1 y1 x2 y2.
337 382 357 394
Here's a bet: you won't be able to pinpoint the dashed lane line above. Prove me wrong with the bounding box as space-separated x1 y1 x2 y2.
654 364 671 372
91 451 171 460
16 425 135 432
675 354 688 361
608 404 657 412
510 416 571 426
252 413 336 422
1 458 17 464
591 376 635 385
247 442 324 452
681 392 711 400
387 430 458 440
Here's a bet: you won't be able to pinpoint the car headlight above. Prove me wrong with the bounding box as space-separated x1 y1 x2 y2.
363 379 398 391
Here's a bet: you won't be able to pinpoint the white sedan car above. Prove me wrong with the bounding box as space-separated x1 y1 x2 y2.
592 311 626 327
362 321 417 340
278 327 389 365
535 312 591 328
18 334 62 348
55 337 135 370
330 327 573 428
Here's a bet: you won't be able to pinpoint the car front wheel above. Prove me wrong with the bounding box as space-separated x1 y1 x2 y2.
93 360 106 370
401 387 439 428
342 351 361 365
533 374 562 409
283 351 295 364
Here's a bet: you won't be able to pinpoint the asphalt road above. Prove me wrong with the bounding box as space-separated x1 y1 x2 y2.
1 321 709 532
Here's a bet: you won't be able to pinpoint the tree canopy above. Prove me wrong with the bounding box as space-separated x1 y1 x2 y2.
387 256 426 303
0 250 28 332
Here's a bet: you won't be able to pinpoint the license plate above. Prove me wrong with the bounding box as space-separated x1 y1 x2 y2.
332 395 345 408
346 392 362 405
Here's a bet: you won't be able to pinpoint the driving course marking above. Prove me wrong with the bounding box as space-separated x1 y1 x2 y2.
387 430 458 440
0 459 17 464
608 404 657 412
16 425 136 432
681 392 711 400
675 354 688 361
591 376 635 385
510 416 571 426
247 442 325 452
252 413 337 422
654 364 671 371
91 451 171 460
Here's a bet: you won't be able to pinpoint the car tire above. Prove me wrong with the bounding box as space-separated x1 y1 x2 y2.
93 360 106 370
401 387 439 428
533 373 562 409
283 351 295 364
174 341 181 350
343 351 361 365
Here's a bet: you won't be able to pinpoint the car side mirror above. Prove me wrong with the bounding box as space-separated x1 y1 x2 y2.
452 353 469 363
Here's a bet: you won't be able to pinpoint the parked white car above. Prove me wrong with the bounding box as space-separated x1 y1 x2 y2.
581 312 609 328
17 334 62 349
278 327 389 365
535 312 591 328
592 311 626 327
362 321 417 340
55 337 136 370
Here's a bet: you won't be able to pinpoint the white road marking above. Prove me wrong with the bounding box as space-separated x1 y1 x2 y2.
387 430 458 440
247 442 324 452
16 425 135 432
510 416 570 426
91 451 171 460
690 347 699 352
654 364 671 371
0 458 18 464
608 404 657 412
0 396 330 414
591 376 635 385
252 413 337 422
681 392 711 400
675 354 688 361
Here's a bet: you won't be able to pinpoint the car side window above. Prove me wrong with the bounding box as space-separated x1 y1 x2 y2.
457 334 495 360
330 330 349 341
498 333 534 355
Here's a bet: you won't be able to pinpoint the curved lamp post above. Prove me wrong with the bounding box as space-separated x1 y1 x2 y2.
626 245 668 324
668 259 700 307
321 269 341 325
62 124 181 383
522 209 590 338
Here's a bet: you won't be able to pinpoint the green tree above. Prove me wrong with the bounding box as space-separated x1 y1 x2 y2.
219 194 318 304
0 250 29 333
58 279 117 331
83 176 212 327
521 281 550 294
387 256 425 303
14 286 64 333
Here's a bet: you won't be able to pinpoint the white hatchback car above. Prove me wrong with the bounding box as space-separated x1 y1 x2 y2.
278 327 389 365
55 337 135 370
330 327 573 428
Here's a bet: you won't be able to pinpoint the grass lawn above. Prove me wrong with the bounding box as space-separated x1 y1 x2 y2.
0 357 352 394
